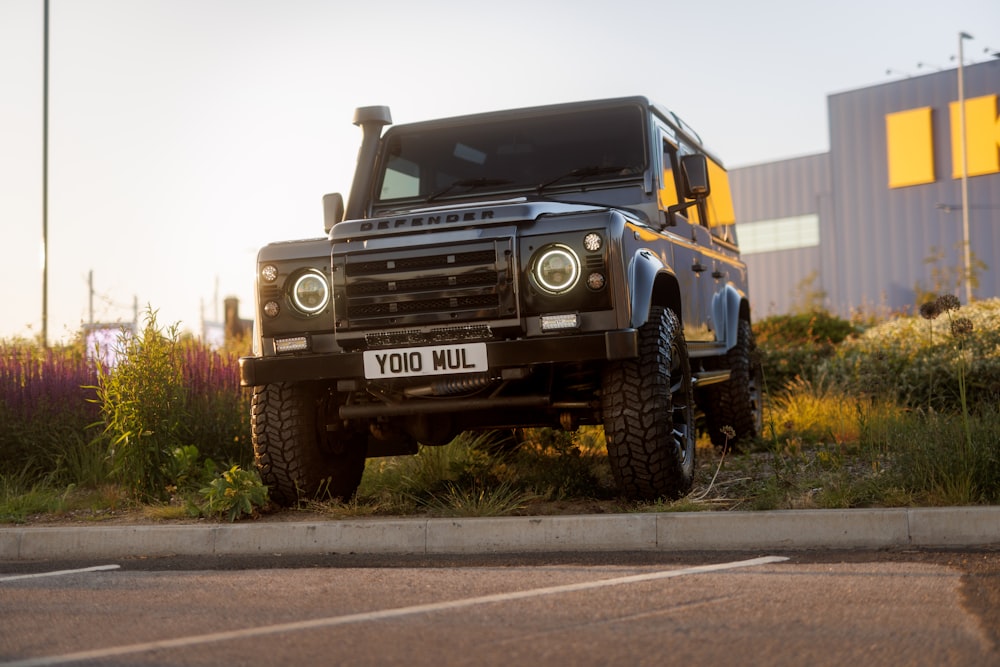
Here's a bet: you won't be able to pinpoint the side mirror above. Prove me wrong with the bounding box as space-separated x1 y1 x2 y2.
323 193 345 233
680 154 710 199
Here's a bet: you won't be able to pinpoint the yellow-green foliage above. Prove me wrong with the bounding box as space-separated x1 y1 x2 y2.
200 465 269 522
753 310 860 391
91 310 187 499
823 298 1000 411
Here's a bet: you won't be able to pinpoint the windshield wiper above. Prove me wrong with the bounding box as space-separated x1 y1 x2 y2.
536 165 633 194
425 178 512 203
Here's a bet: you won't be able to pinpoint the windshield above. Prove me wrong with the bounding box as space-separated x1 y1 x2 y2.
375 105 647 204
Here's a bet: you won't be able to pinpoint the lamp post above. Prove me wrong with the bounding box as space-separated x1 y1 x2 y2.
958 31 973 304
42 0 49 347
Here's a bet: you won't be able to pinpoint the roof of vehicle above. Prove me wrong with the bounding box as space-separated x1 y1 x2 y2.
384 96 722 166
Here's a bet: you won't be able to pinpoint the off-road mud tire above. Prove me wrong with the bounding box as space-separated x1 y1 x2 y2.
702 319 764 451
251 382 366 507
601 305 696 500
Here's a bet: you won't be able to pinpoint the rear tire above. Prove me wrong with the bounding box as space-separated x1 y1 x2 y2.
702 319 763 451
601 306 695 500
251 382 366 506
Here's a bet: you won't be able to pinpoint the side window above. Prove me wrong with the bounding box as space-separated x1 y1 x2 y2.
705 158 737 241
659 139 680 210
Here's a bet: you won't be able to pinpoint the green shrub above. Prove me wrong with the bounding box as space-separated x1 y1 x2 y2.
355 429 615 514
754 310 859 391
822 297 1000 412
199 465 269 521
87 310 251 500
509 427 614 500
91 309 189 500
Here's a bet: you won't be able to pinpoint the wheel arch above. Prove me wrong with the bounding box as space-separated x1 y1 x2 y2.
629 250 682 329
712 283 750 351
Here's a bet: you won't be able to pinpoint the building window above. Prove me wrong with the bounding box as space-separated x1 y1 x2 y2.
736 214 820 255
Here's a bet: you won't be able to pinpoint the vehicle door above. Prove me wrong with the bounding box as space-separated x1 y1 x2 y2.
691 155 747 345
661 135 713 342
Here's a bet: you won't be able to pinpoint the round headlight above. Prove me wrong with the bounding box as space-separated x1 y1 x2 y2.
533 245 580 294
290 270 330 315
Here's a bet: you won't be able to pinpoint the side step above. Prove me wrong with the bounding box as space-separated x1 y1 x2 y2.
692 369 731 388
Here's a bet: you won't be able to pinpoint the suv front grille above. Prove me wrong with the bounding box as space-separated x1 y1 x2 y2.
334 238 515 331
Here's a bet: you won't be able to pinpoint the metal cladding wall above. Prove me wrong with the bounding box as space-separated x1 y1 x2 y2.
730 154 830 316
731 59 1000 318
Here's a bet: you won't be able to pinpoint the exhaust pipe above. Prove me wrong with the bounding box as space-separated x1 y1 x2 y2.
345 105 392 221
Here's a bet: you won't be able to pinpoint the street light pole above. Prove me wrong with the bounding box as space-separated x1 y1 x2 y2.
958 31 973 304
42 0 49 347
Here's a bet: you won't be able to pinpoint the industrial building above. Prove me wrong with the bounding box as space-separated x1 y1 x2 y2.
731 58 1000 318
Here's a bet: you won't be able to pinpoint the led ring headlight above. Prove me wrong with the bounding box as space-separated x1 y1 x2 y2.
290 270 330 315
533 245 580 294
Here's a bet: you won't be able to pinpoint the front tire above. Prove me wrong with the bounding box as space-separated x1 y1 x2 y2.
601 306 696 500
251 382 367 506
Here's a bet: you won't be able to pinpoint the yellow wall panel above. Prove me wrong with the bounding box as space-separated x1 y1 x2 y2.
886 107 935 188
950 94 1000 178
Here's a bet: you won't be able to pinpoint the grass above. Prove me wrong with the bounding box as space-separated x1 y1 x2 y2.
2 299 999 524
5 388 999 524
3 406 996 524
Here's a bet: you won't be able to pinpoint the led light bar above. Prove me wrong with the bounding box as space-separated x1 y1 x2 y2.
539 313 580 332
274 335 309 354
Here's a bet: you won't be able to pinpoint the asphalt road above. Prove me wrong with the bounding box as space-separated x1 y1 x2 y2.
2 549 998 666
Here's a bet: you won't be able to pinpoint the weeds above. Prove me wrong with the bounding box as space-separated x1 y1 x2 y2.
200 465 269 522
413 481 538 517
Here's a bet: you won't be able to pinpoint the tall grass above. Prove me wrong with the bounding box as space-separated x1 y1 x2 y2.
0 313 250 504
760 299 1000 507
858 404 1000 505
0 339 99 478
178 339 252 468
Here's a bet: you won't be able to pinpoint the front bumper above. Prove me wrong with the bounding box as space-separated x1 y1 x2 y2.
239 329 638 387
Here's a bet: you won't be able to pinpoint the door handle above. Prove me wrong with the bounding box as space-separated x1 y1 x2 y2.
692 263 707 273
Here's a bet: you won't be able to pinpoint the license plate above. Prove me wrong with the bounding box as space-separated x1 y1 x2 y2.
363 343 489 379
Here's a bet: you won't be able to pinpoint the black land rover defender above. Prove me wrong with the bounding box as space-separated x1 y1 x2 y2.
239 96 762 505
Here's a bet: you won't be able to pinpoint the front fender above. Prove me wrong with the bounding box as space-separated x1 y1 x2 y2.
628 249 676 328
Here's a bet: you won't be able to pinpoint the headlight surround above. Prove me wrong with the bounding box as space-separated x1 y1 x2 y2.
531 244 580 295
289 269 330 315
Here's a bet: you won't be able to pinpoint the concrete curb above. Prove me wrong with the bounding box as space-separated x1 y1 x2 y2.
1 507 998 560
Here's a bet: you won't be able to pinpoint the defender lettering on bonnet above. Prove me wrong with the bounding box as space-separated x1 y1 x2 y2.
241 97 760 508
360 209 495 231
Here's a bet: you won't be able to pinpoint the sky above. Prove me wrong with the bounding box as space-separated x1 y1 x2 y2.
1 0 998 344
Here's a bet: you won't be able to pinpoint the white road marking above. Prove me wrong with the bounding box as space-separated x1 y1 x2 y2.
0 565 120 582
0 555 788 667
